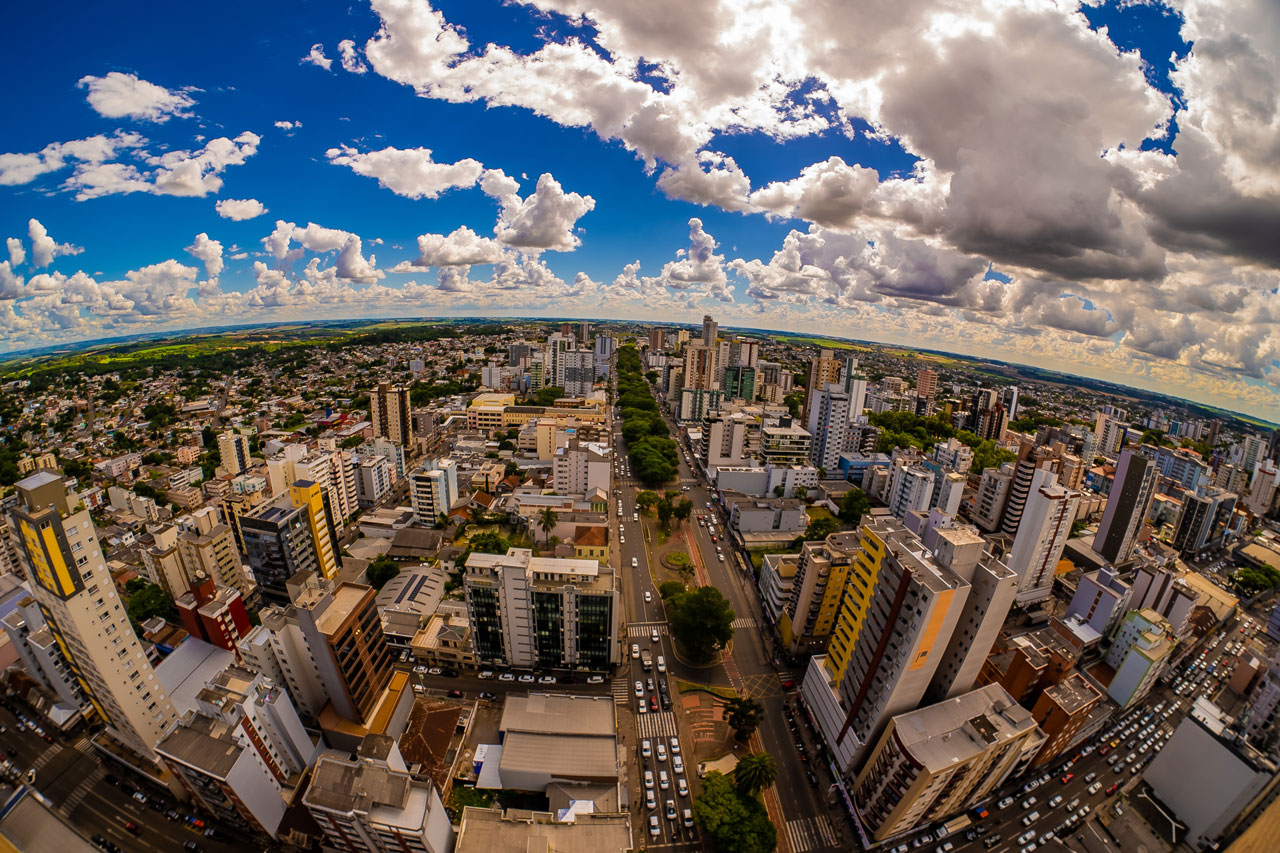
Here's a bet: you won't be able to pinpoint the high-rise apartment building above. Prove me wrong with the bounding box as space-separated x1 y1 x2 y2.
217 431 251 476
915 368 938 399
8 471 178 758
648 328 665 352
544 332 573 388
802 517 971 772
701 314 718 347
241 498 321 605
291 574 395 724
464 548 619 671
1095 411 1128 459
998 442 1061 537
1105 608 1175 708
1094 447 1158 565
781 531 860 655
410 458 459 526
852 683 1042 841
370 382 413 446
722 365 757 401
972 466 1012 533
561 348 595 396
1006 469 1080 604
803 349 842 425
1245 459 1279 517
0 593 93 717
1029 672 1102 766
178 506 251 600
1171 486 1238 557
806 384 851 473
240 606 328 720
924 526 1019 703
887 463 936 519
289 480 340 581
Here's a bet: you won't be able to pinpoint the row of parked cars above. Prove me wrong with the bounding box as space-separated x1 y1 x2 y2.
410 663 606 685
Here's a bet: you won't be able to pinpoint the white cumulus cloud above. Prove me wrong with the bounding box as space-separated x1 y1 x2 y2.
77 72 195 122
302 43 333 71
215 198 268 220
326 144 485 199
28 219 82 268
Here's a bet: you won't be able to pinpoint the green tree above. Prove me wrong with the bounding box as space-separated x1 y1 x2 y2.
783 391 804 420
802 514 841 542
659 580 687 601
733 752 778 796
538 508 559 546
838 488 871 525
773 484 786 498
636 490 660 512
126 583 176 626
1233 565 1280 595
504 460 521 476
724 697 765 741
656 497 675 532
468 531 511 554
693 771 778 853
673 498 694 525
669 585 735 663
533 386 566 406
366 555 401 590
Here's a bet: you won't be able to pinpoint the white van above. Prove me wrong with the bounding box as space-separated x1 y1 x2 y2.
657 655 667 673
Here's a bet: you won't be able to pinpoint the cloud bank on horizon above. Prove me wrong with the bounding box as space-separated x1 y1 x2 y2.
0 0 1278 420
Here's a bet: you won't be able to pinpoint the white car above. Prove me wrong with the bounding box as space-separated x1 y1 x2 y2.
657 656 667 672
651 628 660 643
665 799 677 820
538 675 557 685
477 670 494 679
656 743 668 762
645 789 657 810
635 681 645 697
683 807 694 827
641 739 652 758
632 557 639 568
677 777 689 797
518 674 536 683
644 770 654 790
644 591 652 603
649 814 660 836
673 755 684 775
659 770 670 790
498 673 515 682
587 675 604 684
670 737 681 754
632 644 641 659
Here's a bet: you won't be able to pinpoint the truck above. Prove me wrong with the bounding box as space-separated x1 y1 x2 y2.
641 649 653 671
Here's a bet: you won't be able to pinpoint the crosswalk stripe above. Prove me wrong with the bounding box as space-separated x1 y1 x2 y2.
785 816 839 852
64 765 105 811
628 624 668 638
731 617 756 629
635 711 679 740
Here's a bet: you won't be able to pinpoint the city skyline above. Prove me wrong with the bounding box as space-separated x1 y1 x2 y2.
2 0 1279 422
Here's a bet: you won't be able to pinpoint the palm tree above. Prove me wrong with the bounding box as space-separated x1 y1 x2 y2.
733 752 778 796
538 508 559 546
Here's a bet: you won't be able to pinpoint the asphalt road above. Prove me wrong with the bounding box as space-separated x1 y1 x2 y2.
0 699 246 853
604 384 844 853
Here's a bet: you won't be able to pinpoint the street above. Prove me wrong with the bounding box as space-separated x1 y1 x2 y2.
0 699 244 853
605 375 844 853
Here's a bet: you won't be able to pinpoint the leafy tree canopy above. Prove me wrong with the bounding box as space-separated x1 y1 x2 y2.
366 555 401 590
669 585 735 664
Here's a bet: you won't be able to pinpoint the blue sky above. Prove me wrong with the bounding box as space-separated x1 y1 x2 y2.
2 0 1279 421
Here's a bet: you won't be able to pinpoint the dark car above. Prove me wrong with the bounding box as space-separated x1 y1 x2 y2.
148 798 167 812
649 695 658 711
123 821 141 835
479 691 496 700
806 771 819 787
183 841 202 852
103 773 119 786
447 689 464 698
166 809 182 821
781 680 796 691
118 784 136 796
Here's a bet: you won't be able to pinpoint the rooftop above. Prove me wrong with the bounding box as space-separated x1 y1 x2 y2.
455 807 631 853
892 683 1038 773
315 584 372 636
501 693 616 737
304 754 412 815
466 548 602 580
155 713 243 778
1042 673 1103 714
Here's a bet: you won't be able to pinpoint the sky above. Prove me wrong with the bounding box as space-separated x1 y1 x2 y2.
1 0 1279 421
